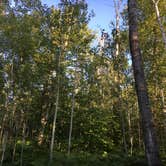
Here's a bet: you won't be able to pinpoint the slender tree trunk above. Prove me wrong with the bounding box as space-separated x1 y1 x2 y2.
38 108 49 145
49 84 59 162
128 107 133 155
0 84 9 166
20 121 26 166
128 0 161 165
0 85 9 143
49 50 61 163
151 0 166 49
113 0 127 154
161 89 165 113
0 115 6 145
120 109 128 153
113 0 121 58
12 137 17 163
68 92 75 156
38 82 50 145
160 89 166 151
0 132 8 166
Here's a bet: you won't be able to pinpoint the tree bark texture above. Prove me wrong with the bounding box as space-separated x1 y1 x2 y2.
128 0 161 165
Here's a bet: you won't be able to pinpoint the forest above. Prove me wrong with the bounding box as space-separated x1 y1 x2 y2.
0 0 166 165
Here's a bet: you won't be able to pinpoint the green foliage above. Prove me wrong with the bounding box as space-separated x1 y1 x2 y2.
3 148 148 166
0 0 165 165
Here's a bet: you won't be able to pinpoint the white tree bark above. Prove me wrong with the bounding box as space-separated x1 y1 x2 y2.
152 0 166 49
113 0 121 57
113 0 128 154
50 66 60 163
49 48 61 163
68 92 75 155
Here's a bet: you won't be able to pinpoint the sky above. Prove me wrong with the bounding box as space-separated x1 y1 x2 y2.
41 0 127 33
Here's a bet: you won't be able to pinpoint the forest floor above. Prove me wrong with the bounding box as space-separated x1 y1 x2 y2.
2 146 166 166
0 151 150 166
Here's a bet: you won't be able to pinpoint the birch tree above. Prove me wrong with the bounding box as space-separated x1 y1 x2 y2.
151 0 166 49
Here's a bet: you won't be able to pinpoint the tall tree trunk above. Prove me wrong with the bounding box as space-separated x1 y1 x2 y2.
49 50 61 163
0 82 9 166
20 121 26 166
113 0 121 58
120 109 128 153
128 106 133 155
38 81 50 145
68 92 75 156
12 136 17 164
50 84 59 162
128 0 161 165
0 132 8 166
160 89 166 152
38 108 49 145
113 0 127 154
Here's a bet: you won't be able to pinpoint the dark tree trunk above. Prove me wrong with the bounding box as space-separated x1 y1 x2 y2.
128 0 161 165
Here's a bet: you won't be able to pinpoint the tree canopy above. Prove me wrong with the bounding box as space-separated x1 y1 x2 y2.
0 0 165 165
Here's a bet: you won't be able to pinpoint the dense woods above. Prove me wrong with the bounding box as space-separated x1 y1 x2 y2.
0 0 165 166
